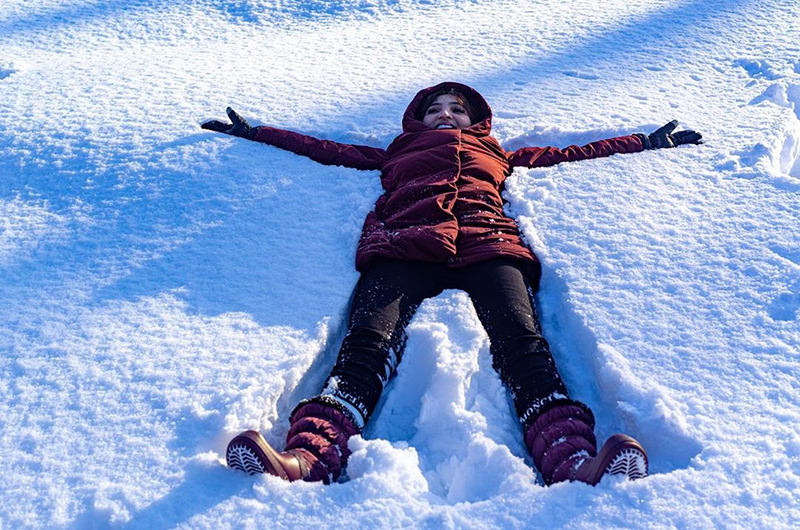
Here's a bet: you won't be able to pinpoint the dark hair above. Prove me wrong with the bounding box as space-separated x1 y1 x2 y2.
417 88 476 123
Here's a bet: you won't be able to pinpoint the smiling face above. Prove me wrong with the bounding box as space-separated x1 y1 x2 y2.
422 94 473 130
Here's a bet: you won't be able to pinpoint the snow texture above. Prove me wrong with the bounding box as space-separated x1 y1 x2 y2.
1 0 799 528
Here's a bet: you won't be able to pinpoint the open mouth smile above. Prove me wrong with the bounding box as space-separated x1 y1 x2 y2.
436 124 456 129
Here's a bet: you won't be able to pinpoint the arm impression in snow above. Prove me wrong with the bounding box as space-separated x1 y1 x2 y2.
253 126 388 171
506 134 645 169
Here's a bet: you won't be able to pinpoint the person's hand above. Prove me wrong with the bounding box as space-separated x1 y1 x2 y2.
201 107 257 139
636 120 703 149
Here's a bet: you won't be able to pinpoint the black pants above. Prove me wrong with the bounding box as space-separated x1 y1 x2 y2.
318 258 569 431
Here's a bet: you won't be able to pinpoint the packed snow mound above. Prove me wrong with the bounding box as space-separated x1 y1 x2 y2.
1 0 799 528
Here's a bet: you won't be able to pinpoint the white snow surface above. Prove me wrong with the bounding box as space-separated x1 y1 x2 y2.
1 0 799 528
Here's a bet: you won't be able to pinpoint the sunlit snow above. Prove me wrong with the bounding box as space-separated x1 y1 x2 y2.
1 0 799 528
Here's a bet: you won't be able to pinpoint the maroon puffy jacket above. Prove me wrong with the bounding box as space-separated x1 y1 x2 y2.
252 82 644 287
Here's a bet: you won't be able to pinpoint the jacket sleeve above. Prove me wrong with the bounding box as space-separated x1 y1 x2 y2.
506 134 645 169
252 126 387 171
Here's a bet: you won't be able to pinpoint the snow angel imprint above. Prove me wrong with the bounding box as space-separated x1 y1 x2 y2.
202 82 702 486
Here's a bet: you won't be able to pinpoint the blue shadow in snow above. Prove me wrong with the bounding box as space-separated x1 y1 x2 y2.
117 459 252 530
0 0 414 40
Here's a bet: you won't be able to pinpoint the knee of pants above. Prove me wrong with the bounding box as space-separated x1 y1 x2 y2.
340 326 390 359
492 333 552 361
337 325 403 378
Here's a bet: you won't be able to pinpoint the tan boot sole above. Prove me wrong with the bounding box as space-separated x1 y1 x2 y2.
226 430 293 479
574 434 648 485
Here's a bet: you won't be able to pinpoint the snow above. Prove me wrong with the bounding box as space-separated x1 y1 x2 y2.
1 0 799 527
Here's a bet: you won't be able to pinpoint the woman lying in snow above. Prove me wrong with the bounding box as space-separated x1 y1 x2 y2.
202 82 702 486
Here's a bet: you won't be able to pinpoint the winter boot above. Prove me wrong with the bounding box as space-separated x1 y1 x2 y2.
571 434 648 484
226 401 359 484
524 401 648 486
226 430 307 480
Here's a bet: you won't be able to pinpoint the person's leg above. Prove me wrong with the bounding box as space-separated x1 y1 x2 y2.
281 259 443 481
458 259 570 425
228 259 443 482
313 259 444 428
460 259 647 485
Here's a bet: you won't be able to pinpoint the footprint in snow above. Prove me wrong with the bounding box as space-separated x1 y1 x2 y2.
745 83 800 179
562 70 600 80
768 244 800 267
735 58 783 80
767 290 799 322
765 247 800 322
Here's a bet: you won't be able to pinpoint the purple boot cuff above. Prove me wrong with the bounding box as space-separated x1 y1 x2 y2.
285 401 360 483
524 400 598 485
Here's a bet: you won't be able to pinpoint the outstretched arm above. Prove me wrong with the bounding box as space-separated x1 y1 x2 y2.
506 121 702 169
252 126 387 171
507 134 644 168
202 107 387 171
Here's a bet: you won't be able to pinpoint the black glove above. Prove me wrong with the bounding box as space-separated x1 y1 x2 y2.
635 120 703 149
201 107 258 139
